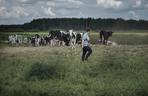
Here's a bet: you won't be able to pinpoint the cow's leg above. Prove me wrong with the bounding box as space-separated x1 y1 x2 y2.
103 35 105 44
36 39 39 47
50 39 53 47
58 41 62 46
106 37 109 45
57 41 60 46
74 39 76 45
100 33 103 43
62 41 65 46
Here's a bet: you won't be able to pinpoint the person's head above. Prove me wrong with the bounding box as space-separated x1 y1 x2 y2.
86 28 90 34
86 28 90 35
86 28 90 32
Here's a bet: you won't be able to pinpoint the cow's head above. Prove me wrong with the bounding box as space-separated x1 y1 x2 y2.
108 31 113 36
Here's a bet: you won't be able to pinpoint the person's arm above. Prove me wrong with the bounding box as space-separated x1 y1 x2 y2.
81 37 84 48
86 34 90 41
81 33 86 48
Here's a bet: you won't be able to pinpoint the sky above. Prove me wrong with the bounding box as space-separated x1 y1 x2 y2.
0 0 148 25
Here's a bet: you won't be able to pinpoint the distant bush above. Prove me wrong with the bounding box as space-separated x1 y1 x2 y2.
25 62 67 80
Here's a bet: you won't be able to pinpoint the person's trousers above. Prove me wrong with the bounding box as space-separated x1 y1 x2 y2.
82 46 92 61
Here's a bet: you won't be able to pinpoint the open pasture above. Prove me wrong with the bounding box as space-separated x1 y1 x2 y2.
0 30 148 96
0 45 148 96
0 30 148 45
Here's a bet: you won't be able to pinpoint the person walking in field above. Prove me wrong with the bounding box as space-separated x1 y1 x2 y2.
81 29 92 61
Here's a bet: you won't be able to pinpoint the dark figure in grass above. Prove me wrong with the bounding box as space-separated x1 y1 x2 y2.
100 30 113 45
81 29 92 61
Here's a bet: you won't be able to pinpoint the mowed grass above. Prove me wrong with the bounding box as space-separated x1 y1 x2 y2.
0 45 148 96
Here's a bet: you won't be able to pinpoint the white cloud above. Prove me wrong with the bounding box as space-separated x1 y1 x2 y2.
67 0 83 5
145 4 148 8
5 6 29 18
79 11 84 17
133 0 142 8
42 7 56 16
1 0 148 25
58 9 70 15
18 0 29 2
0 6 6 16
129 11 139 18
96 0 122 8
0 0 4 4
47 1 56 7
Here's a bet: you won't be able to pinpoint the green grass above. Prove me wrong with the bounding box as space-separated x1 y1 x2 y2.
0 45 148 96
0 30 148 96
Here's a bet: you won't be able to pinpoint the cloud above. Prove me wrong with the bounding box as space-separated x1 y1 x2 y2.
133 0 142 8
145 4 148 8
0 7 6 16
96 0 123 8
67 0 83 5
1 0 148 25
42 7 56 16
4 6 29 18
16 0 53 4
129 11 139 18
47 1 56 7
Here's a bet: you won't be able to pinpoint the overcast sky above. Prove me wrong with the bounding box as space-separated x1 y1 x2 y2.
0 0 148 25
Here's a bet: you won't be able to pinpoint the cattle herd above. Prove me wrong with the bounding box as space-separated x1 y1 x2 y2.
8 30 115 47
8 30 83 47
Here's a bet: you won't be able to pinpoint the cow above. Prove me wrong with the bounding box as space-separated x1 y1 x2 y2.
15 35 23 45
76 32 83 44
8 35 16 45
8 34 23 46
30 36 36 46
49 30 71 46
44 35 51 46
27 34 38 47
69 30 77 46
39 36 46 46
100 30 113 45
23 37 28 45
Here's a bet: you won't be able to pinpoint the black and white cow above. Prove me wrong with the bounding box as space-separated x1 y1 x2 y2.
100 30 113 45
8 34 23 45
49 30 71 46
44 35 51 46
8 35 16 45
28 34 40 47
30 36 36 46
39 36 46 46
35 34 40 47
69 30 77 46
76 33 83 44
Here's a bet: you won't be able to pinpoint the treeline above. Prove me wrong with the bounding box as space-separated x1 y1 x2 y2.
0 18 148 32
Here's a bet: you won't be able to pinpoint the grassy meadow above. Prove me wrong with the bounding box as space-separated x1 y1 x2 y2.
0 30 148 96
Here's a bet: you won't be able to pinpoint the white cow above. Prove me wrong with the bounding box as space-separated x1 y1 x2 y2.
16 35 23 44
69 30 77 46
23 37 28 44
8 35 16 45
35 38 40 47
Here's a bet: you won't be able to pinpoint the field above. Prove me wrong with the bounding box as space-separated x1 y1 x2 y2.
0 30 148 96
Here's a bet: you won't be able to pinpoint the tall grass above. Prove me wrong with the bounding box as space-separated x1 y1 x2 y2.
0 45 148 96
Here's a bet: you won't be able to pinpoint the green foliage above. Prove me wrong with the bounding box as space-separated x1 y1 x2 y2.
1 18 148 32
